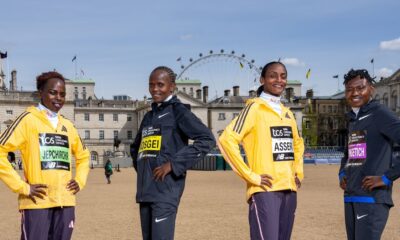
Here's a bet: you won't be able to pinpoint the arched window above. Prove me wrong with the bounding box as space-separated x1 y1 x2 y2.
374 94 380 101
383 93 389 107
391 90 397 111
91 151 99 166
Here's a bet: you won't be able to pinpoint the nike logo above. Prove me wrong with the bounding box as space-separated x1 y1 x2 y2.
356 214 368 220
68 220 74 228
158 113 170 119
358 114 371 121
155 217 168 223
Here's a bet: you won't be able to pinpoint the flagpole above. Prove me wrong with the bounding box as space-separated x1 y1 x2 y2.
372 61 375 79
75 58 78 80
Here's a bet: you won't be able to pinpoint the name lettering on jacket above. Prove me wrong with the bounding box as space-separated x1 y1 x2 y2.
270 126 294 161
39 133 70 170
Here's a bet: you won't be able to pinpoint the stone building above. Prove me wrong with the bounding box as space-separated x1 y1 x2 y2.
0 71 136 166
298 89 348 147
373 69 400 114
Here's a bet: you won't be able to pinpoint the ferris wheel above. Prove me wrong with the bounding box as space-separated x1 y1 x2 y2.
175 50 262 99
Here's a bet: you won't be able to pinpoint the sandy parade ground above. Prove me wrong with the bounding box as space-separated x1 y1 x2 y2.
1 165 400 240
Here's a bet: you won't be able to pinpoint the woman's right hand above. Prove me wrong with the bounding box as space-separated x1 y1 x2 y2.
260 174 273 191
29 184 47 204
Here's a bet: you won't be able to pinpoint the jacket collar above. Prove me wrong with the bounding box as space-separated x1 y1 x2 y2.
346 100 379 120
151 95 180 112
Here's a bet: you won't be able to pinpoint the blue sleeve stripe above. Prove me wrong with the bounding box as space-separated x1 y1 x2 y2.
344 196 375 203
338 170 346 181
382 175 392 186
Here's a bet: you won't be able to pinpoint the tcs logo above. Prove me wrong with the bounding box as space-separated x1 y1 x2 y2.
39 135 55 145
272 129 284 137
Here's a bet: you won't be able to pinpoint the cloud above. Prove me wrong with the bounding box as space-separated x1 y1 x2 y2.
180 34 193 41
377 67 394 78
280 58 305 67
380 37 400 50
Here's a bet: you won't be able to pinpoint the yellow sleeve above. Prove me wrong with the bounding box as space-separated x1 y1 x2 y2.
290 112 304 181
0 113 30 196
218 103 261 186
71 126 90 190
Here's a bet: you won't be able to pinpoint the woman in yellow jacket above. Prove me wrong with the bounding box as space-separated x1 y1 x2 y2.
0 71 90 240
219 61 304 240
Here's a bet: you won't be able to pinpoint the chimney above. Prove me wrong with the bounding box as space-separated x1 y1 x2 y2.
306 89 314 98
249 90 256 98
203 86 208 103
10 70 17 91
233 86 239 96
224 89 230 97
196 89 202 99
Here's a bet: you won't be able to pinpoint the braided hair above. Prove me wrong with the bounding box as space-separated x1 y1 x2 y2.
36 71 65 91
257 61 287 96
343 69 375 85
149 66 176 83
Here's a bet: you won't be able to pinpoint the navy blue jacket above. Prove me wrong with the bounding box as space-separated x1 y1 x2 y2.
130 96 215 206
339 100 400 206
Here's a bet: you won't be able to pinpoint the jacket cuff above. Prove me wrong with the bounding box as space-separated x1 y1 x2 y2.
338 170 346 182
381 175 392 186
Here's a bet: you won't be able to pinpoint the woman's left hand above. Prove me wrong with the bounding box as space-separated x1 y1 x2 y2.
67 179 80 194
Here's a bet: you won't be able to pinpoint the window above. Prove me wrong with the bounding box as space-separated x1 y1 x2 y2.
322 106 326 113
84 130 90 139
99 113 104 121
305 136 311 145
183 87 186 93
84 113 90 121
113 113 118 122
218 113 226 120
333 106 337 113
99 130 104 140
6 110 13 115
113 130 118 138
127 114 132 121
82 87 87 100
232 113 239 119
305 120 311 129
328 106 332 113
127 130 133 139
74 87 78 100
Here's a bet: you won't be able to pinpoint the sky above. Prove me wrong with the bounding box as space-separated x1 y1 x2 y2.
0 0 399 100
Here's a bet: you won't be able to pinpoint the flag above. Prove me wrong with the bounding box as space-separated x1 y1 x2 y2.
370 58 374 64
0 51 7 59
72 55 77 62
176 57 181 61
306 69 311 79
80 69 85 76
239 62 244 69
333 75 339 78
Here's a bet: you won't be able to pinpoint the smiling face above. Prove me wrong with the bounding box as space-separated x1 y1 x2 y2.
149 70 175 103
345 76 374 108
260 63 287 97
39 78 66 113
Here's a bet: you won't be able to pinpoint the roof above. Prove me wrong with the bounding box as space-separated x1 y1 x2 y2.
66 78 95 84
175 79 201 85
374 68 400 86
287 80 302 85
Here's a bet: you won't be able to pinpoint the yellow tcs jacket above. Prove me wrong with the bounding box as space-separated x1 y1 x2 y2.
0 106 90 209
218 98 304 201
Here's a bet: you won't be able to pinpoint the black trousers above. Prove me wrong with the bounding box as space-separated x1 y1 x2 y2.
345 202 390 240
139 202 177 240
